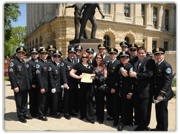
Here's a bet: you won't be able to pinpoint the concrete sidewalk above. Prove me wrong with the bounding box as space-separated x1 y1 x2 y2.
4 81 176 131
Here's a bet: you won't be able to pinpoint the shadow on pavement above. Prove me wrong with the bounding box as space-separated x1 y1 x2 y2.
4 112 18 121
6 96 14 100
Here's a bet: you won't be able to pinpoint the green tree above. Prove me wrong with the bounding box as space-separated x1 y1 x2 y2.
5 26 27 57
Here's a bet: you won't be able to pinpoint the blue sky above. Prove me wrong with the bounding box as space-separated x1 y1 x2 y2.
11 3 26 27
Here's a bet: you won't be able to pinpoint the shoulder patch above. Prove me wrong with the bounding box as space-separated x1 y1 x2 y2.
9 62 14 67
36 64 40 69
166 67 171 74
61 62 64 66
26 64 29 68
48 66 52 71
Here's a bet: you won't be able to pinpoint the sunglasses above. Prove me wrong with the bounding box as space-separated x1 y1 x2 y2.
82 57 88 59
54 55 61 58
130 49 137 52
96 57 102 59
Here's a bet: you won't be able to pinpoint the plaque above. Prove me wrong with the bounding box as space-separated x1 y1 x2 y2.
80 73 94 83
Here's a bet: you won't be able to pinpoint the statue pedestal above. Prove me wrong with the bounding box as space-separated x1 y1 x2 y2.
69 39 103 55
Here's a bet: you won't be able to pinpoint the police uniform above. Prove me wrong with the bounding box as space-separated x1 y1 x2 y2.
63 47 78 119
86 48 94 65
74 45 83 63
117 41 129 60
27 48 39 117
8 47 31 123
152 48 175 131
49 50 67 118
97 44 111 65
106 48 120 126
35 48 49 121
116 51 134 131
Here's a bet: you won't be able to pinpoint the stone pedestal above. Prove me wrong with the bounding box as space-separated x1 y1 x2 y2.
69 39 103 55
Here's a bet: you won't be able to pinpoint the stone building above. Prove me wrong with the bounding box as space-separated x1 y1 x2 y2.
25 3 176 72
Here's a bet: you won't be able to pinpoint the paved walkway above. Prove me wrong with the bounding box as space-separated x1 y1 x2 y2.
4 81 176 131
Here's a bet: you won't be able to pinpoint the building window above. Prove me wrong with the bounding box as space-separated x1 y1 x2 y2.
165 9 169 31
103 4 110 14
153 7 158 29
124 3 130 17
142 4 146 25
152 41 157 50
125 37 130 44
104 35 110 48
164 41 168 51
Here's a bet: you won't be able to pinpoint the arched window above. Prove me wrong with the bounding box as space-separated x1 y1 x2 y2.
125 36 130 44
104 35 110 48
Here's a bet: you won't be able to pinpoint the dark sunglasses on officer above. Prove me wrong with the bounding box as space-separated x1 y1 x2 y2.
53 55 61 58
130 48 137 52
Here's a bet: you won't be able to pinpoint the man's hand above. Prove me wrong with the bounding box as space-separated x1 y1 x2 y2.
157 95 163 101
32 85 36 88
129 71 137 77
14 87 19 93
64 84 69 89
111 88 116 93
40 88 45 94
127 94 132 99
121 68 128 77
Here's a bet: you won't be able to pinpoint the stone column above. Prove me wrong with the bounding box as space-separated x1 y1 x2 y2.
146 37 152 52
134 4 143 25
146 4 153 29
114 3 126 22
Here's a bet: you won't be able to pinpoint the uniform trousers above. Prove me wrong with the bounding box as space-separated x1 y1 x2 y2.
155 101 168 131
120 95 132 125
51 92 62 116
78 83 94 120
37 91 47 117
95 89 105 122
29 87 38 117
109 90 119 124
14 90 28 118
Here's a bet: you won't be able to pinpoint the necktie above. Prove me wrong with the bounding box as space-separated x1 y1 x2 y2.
137 60 141 72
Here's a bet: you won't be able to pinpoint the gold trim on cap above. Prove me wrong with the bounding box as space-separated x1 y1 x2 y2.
17 47 25 53
41 48 48 53
99 44 105 49
48 45 55 51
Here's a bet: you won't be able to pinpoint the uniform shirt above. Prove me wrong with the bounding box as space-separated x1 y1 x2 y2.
106 59 120 89
27 59 38 86
35 59 49 92
48 61 67 92
154 59 175 101
8 58 31 91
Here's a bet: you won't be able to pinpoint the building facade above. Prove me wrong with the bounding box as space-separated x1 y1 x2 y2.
25 3 176 72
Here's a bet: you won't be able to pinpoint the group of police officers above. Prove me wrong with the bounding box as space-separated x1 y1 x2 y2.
8 42 175 131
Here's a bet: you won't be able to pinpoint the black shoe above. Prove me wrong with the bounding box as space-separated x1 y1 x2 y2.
75 109 79 113
70 112 78 117
99 121 103 124
118 124 124 131
52 114 62 119
64 114 71 120
80 116 85 120
19 117 27 123
24 115 33 119
143 127 150 131
134 126 143 131
113 122 119 127
87 118 95 124
151 128 160 131
106 117 113 121
38 116 47 121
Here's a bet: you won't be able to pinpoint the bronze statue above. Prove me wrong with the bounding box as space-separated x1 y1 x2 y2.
66 3 89 40
79 3 105 39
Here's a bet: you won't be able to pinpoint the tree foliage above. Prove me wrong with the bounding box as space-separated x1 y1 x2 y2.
4 3 21 41
5 26 27 58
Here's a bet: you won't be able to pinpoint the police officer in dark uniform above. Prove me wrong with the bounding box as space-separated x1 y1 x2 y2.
63 47 78 119
86 48 94 65
106 48 120 126
117 41 129 60
35 47 49 121
49 50 68 119
129 43 138 58
151 47 175 131
75 45 83 63
116 51 134 131
146 52 153 59
47 45 56 64
8 47 32 123
97 44 110 65
27 48 39 118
